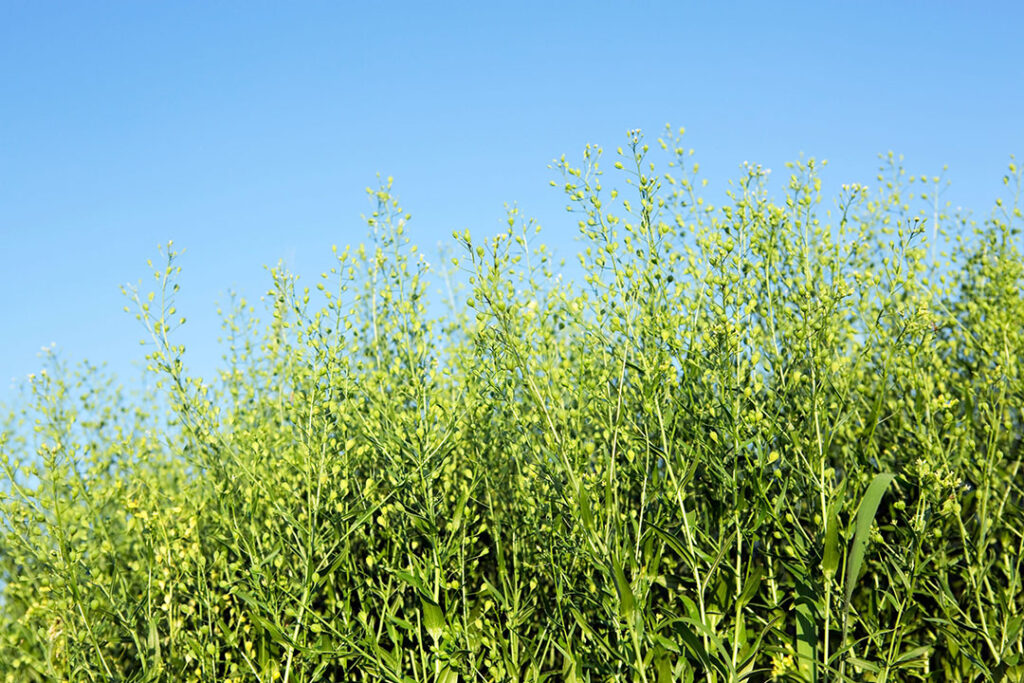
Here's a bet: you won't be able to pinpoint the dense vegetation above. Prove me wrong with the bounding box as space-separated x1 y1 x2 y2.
2 128 1022 681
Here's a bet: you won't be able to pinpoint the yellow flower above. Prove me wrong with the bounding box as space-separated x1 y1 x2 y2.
771 652 795 679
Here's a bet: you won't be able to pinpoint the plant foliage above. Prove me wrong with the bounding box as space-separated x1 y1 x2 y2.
2 128 1023 681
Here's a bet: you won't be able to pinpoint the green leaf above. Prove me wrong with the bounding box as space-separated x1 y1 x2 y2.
569 608 619 661
674 617 733 679
737 564 763 609
395 568 432 601
847 657 881 674
610 554 635 621
841 472 895 652
421 597 445 643
844 473 895 609
647 523 693 565
579 480 594 531
250 614 290 648
795 591 817 683
894 644 933 664
822 501 841 580
386 612 415 632
664 619 712 672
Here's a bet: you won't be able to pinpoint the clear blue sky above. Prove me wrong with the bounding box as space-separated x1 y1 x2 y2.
2 2 1022 401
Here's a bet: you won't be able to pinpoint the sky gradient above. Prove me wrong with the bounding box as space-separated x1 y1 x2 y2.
2 2 1022 401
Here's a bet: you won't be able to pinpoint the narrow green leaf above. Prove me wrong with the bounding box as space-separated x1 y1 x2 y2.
894 644 933 664
611 555 635 621
579 480 594 531
569 608 619 661
841 472 895 656
737 564 763 608
648 523 693 565
822 502 840 580
250 614 290 647
844 473 895 609
795 595 817 683
848 657 881 673
395 568 432 601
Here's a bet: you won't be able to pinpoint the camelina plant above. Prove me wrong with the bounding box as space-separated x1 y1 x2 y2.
2 127 1022 681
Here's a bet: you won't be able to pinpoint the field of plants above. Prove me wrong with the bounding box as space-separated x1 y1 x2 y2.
2 128 1022 681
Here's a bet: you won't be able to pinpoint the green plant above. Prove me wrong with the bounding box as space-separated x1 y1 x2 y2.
1 133 1022 682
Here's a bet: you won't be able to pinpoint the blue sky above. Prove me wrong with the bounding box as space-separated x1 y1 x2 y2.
2 2 1022 401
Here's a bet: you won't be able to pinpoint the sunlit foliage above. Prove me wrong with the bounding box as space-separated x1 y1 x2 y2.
2 129 1022 681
